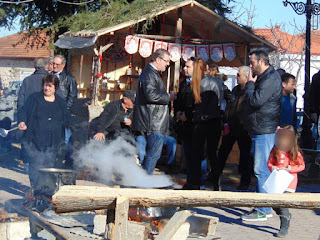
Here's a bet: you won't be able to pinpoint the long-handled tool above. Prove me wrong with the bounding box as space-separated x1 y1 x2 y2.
0 126 19 138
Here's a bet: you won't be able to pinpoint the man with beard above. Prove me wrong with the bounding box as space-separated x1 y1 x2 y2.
241 50 282 222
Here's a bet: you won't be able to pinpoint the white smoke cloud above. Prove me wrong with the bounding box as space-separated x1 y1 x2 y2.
74 136 173 188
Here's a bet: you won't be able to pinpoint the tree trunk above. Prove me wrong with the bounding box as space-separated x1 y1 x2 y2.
52 186 320 214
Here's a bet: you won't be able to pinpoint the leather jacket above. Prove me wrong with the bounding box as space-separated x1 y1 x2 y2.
193 74 222 123
244 66 282 135
56 70 77 109
132 64 170 134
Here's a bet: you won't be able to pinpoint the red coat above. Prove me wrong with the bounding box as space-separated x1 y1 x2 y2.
267 151 305 192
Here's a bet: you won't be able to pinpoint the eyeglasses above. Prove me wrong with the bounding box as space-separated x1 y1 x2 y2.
160 57 170 63
52 63 62 66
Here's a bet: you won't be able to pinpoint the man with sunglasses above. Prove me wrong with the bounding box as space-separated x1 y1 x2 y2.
132 48 176 175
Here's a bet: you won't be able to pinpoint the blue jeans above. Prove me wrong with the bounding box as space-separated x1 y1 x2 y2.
137 135 176 166
143 133 165 175
252 133 275 215
163 136 177 165
136 135 147 164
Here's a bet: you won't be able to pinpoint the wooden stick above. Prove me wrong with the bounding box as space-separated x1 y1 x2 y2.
156 210 192 240
52 186 320 214
6 199 71 240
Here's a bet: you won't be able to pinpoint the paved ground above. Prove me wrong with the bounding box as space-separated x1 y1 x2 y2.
0 144 319 240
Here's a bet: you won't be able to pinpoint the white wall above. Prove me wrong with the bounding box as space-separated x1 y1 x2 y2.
0 58 34 88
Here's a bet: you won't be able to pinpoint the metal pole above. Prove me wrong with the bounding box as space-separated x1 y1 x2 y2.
301 0 313 148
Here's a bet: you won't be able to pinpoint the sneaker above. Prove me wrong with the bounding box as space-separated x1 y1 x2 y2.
241 210 267 222
266 213 273 218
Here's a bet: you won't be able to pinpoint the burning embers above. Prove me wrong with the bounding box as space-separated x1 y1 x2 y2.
0 211 22 223
128 207 177 239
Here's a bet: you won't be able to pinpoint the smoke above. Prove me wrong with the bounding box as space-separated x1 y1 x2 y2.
74 136 173 188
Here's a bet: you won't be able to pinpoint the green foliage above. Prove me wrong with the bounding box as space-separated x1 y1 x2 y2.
55 0 184 32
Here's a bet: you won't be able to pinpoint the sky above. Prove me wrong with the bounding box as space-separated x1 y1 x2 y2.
231 0 312 33
0 0 315 38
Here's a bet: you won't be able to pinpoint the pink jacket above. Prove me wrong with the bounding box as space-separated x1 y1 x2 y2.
267 151 305 192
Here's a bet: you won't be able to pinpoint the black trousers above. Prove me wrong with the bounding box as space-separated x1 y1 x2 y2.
215 131 253 185
190 119 221 186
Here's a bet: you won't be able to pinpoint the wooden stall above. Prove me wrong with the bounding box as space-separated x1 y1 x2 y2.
55 0 276 104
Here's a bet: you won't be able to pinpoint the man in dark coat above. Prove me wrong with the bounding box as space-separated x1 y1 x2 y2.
94 90 135 141
17 57 49 109
241 50 282 222
216 66 252 190
310 70 320 123
0 87 14 152
52 55 77 109
132 49 176 175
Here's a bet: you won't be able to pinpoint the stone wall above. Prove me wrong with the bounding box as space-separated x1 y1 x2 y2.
0 58 35 88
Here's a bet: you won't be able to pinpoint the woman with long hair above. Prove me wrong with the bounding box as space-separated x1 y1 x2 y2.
184 58 222 190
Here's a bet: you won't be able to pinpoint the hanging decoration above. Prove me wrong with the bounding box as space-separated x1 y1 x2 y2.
139 38 154 58
196 45 209 62
210 44 223 62
124 35 139 54
182 44 195 62
223 43 236 61
122 35 237 62
168 43 181 62
154 40 168 52
105 37 128 63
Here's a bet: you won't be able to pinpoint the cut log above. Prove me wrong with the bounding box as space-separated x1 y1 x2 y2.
52 186 320 214
156 210 192 240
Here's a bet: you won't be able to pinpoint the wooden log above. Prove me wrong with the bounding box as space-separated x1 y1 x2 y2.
6 199 71 240
52 186 320 214
112 197 129 240
156 210 192 240
173 7 182 93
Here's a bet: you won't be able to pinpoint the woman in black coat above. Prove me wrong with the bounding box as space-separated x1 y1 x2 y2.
18 74 71 196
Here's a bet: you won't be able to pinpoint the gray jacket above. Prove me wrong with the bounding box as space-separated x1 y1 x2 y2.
193 74 222 123
0 94 14 121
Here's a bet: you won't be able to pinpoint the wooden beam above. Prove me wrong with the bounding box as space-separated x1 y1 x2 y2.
52 186 320 214
174 7 183 93
112 197 129 240
6 199 71 240
157 210 192 240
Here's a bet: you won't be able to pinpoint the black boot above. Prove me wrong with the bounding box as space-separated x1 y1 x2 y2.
276 213 291 238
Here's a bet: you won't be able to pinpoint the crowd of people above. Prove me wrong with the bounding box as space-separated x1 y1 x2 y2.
0 48 309 237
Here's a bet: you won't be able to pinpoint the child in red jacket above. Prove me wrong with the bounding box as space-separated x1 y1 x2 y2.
268 125 305 238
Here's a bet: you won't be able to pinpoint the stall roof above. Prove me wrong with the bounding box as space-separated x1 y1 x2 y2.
56 0 276 51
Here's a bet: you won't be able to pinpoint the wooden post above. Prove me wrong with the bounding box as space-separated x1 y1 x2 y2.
79 55 84 87
105 197 129 240
173 8 182 93
113 197 129 240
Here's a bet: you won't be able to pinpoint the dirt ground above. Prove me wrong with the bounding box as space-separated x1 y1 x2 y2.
0 144 319 240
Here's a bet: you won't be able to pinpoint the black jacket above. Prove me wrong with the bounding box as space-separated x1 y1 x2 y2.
226 85 248 136
245 66 282 135
17 91 71 148
310 70 320 115
174 79 194 138
132 64 170 134
17 69 48 109
96 100 132 133
56 70 78 109
193 74 222 123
